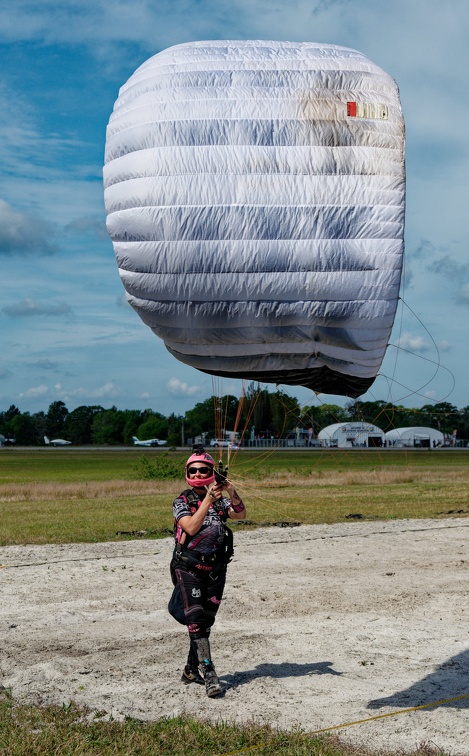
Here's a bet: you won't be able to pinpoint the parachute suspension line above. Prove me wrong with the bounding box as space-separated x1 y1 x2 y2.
210 380 229 466
385 247 411 407
243 386 296 470
278 386 343 468
346 385 405 467
205 381 294 516
385 294 406 405
233 383 246 440
383 296 455 404
207 384 290 508
234 386 314 524
212 385 222 439
230 385 256 452
209 378 256 469
360 387 402 436
379 368 455 405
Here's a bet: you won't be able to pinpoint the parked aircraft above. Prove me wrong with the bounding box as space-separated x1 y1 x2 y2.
44 436 72 446
132 436 166 447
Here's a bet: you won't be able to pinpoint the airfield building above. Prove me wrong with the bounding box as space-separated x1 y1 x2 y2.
384 426 444 448
318 422 385 448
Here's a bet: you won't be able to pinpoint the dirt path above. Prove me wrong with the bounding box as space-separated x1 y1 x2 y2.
1 518 469 755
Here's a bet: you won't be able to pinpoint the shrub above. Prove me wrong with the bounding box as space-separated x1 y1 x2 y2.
133 454 181 480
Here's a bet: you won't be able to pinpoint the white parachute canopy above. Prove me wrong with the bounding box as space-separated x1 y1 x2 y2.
104 40 405 398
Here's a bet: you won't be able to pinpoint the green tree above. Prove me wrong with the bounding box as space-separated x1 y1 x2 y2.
458 406 469 440
249 387 272 436
167 413 184 447
184 395 240 441
64 405 104 444
184 398 215 440
122 409 145 445
0 405 21 439
270 389 300 436
91 407 126 445
32 411 47 442
46 401 69 438
9 412 38 445
420 402 458 435
301 403 347 433
345 399 415 430
374 404 412 430
137 411 168 442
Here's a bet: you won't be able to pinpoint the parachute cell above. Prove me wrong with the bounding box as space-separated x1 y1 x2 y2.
104 40 405 398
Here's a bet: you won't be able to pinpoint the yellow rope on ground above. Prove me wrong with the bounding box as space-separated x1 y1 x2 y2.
217 691 469 756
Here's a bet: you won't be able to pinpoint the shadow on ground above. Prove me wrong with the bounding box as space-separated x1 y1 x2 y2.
368 648 469 710
222 660 342 689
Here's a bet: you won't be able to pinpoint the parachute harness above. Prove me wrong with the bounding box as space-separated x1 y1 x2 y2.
173 479 234 572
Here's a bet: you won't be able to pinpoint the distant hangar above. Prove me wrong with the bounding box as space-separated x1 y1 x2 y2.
384 426 444 448
317 423 445 448
318 422 385 448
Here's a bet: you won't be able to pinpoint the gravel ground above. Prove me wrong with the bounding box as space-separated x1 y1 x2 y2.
1 518 469 755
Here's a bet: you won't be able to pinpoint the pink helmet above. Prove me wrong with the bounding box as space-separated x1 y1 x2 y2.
185 450 216 487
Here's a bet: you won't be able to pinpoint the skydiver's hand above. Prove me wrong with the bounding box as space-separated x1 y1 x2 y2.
208 483 224 500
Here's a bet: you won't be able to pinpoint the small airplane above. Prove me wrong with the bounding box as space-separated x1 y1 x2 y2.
132 436 166 447
44 436 72 446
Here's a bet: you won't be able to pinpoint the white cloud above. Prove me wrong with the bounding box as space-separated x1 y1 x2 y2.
67 382 118 400
167 377 201 397
89 382 118 399
0 199 58 256
397 333 428 353
19 384 49 398
45 382 119 408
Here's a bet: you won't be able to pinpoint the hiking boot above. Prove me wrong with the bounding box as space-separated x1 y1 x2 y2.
202 662 222 697
193 636 222 697
181 664 205 685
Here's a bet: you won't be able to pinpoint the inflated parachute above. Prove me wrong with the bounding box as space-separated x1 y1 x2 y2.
104 40 405 398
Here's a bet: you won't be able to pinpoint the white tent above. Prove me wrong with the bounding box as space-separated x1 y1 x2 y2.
318 422 385 448
385 427 444 448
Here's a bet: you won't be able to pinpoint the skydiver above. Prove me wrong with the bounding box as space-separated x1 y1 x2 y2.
168 447 246 697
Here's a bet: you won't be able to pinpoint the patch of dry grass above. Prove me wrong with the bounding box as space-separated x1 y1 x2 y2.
0 452 468 545
0 479 179 504
264 466 469 487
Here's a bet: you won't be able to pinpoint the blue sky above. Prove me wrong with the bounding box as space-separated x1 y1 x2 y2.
1 0 468 417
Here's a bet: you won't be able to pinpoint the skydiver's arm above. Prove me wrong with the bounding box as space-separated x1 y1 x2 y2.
177 483 224 535
225 486 246 520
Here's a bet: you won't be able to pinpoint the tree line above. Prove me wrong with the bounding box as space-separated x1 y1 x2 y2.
1 384 468 446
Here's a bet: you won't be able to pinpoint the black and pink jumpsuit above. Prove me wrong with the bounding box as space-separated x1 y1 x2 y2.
170 489 231 641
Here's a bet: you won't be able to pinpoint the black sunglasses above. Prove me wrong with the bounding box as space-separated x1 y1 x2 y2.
187 466 212 475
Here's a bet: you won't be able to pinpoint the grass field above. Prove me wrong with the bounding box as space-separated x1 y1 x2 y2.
0 447 468 546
